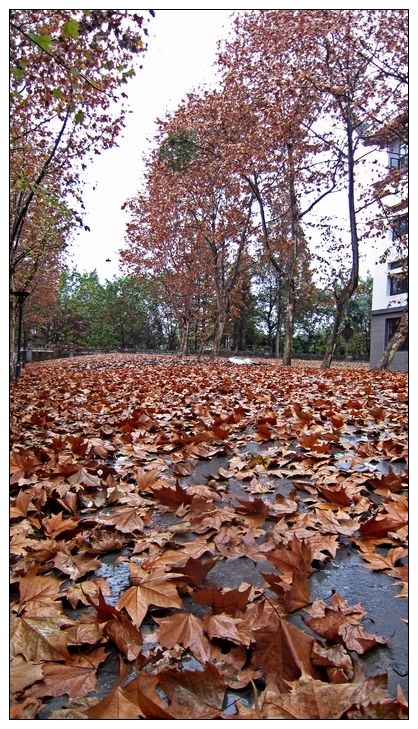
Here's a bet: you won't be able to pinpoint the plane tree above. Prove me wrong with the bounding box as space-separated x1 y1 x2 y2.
9 9 153 374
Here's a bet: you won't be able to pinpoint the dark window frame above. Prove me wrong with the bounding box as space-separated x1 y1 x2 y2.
385 317 408 351
389 273 408 296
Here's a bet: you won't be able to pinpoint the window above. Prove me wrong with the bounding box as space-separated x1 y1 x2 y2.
399 142 408 169
389 273 408 296
391 215 408 240
389 259 403 270
385 317 408 351
389 142 408 169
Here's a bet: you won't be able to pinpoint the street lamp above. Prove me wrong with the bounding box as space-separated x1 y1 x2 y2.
12 290 30 379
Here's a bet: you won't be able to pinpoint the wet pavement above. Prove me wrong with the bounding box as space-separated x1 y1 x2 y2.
36 433 408 719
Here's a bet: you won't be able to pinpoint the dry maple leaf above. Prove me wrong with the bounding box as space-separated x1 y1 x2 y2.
52 545 102 580
154 612 212 665
157 662 227 719
266 535 313 577
203 612 253 647
311 642 354 683
104 614 143 661
194 583 251 615
303 592 391 654
366 467 405 494
234 496 269 526
9 697 41 720
95 506 151 534
17 567 64 610
359 545 408 573
10 489 37 519
260 672 367 719
316 483 351 506
64 577 112 609
49 697 101 720
215 527 273 562
85 660 145 720
23 647 108 699
41 512 80 538
261 567 311 613
10 609 72 662
248 610 324 691
151 479 194 509
168 555 218 587
116 572 183 628
10 656 44 695
119 672 175 719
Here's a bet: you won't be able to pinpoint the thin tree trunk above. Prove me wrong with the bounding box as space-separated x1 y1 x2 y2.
375 305 408 370
282 278 295 365
179 318 190 359
212 310 227 358
10 296 17 380
321 98 359 369
282 148 299 366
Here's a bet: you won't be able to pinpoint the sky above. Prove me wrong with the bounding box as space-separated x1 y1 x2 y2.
67 9 236 282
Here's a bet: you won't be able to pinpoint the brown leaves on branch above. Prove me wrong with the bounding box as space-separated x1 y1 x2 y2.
10 355 408 718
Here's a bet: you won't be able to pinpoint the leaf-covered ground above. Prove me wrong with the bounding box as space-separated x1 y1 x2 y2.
10 354 408 719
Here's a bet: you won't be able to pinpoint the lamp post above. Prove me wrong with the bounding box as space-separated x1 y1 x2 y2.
12 290 30 379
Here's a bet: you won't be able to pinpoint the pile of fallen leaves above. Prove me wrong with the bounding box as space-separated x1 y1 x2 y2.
10 354 408 719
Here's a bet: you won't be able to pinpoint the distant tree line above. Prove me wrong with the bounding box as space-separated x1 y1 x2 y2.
25 268 372 361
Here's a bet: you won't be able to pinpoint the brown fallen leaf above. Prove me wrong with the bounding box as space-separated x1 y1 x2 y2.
23 647 108 699
151 479 194 509
117 569 183 627
85 660 145 719
95 506 151 533
17 566 64 610
261 567 311 613
41 512 80 538
10 609 72 662
104 614 143 661
234 496 269 526
266 535 313 577
9 697 41 720
157 662 227 719
303 591 391 654
154 612 212 664
247 608 324 691
52 545 102 580
121 672 175 719
194 583 251 615
203 612 253 647
10 656 44 695
168 555 218 587
260 672 367 719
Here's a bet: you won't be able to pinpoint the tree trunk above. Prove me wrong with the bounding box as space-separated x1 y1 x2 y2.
212 310 227 358
321 98 359 369
179 318 190 359
282 278 295 365
321 289 353 369
10 296 17 380
282 148 299 367
375 305 408 370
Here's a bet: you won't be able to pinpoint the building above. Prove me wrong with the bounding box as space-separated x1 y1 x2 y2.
367 126 408 371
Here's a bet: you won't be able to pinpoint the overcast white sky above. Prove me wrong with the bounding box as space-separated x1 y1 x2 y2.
68 9 236 281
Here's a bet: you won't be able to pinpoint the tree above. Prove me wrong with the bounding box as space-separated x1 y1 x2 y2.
9 9 153 374
122 92 256 358
216 10 342 365
215 10 407 368
304 10 408 368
